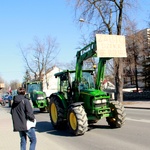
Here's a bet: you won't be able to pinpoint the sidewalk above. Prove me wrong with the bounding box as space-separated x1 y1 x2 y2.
123 101 150 109
0 105 20 150
0 104 61 150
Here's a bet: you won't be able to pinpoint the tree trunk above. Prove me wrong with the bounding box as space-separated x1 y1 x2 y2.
114 58 123 102
135 64 139 92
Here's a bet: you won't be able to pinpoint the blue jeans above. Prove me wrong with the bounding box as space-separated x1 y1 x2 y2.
19 128 37 150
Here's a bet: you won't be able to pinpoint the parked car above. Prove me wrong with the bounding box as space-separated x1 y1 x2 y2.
2 94 9 103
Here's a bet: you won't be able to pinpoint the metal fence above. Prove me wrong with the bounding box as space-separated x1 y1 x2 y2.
123 91 150 100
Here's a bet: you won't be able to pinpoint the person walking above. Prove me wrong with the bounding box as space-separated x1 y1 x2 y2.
11 87 37 150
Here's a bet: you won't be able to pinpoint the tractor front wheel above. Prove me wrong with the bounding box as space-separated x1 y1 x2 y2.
106 101 126 128
49 96 65 129
67 105 88 136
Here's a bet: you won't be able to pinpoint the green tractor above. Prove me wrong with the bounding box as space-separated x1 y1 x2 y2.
23 81 49 112
49 35 126 135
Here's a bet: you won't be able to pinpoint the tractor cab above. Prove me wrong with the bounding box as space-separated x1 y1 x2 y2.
54 70 95 99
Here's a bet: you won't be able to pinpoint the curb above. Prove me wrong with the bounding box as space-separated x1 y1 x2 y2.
124 106 150 110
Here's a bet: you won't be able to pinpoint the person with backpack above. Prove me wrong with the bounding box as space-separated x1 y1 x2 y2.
11 87 37 150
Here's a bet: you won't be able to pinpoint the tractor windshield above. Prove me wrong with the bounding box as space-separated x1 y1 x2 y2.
27 83 42 93
69 71 95 90
57 71 95 93
79 72 95 90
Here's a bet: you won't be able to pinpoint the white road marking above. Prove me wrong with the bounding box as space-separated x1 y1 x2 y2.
126 117 150 123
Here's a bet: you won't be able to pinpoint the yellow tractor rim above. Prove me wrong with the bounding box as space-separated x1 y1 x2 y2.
69 112 77 130
51 103 57 123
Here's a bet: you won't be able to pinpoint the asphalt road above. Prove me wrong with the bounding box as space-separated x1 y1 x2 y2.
33 108 150 150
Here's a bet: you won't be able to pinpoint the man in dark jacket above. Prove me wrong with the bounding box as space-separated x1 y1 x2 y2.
11 87 37 150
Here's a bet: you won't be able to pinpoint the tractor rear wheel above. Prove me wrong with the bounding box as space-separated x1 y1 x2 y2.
67 105 88 136
49 96 65 129
106 101 126 128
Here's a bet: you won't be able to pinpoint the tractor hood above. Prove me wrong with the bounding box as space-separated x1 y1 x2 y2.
33 90 44 94
80 89 108 97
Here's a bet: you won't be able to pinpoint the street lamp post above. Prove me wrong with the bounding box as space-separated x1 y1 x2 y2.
79 18 97 27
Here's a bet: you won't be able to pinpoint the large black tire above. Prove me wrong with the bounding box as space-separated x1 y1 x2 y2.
67 105 88 136
49 96 65 129
46 98 50 113
1 101 6 106
8 100 13 107
106 101 126 128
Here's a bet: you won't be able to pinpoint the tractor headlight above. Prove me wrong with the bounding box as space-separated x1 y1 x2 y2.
93 100 102 104
101 99 107 103
93 99 107 104
37 96 44 100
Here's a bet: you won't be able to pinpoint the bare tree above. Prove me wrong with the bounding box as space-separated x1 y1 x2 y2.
20 36 59 82
10 80 21 90
67 0 135 101
23 69 32 82
0 76 4 83
0 76 5 91
148 14 150 27
124 21 145 91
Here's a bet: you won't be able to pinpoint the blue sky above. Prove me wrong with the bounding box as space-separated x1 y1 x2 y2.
0 0 150 83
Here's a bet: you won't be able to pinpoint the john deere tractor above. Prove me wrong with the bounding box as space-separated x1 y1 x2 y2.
23 81 49 112
49 34 126 135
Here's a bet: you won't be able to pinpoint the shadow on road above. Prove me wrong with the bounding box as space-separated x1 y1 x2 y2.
36 121 73 137
88 124 112 131
33 110 48 115
36 121 114 137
